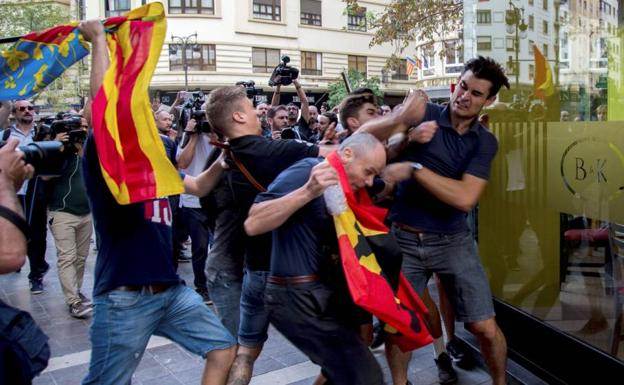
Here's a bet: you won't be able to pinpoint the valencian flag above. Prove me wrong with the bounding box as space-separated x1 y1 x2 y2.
0 24 89 100
326 151 432 352
405 56 417 78
92 2 184 204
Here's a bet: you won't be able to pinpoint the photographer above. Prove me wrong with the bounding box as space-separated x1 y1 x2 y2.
0 138 50 385
271 78 314 141
266 105 289 140
176 113 215 303
44 117 93 319
5 100 49 294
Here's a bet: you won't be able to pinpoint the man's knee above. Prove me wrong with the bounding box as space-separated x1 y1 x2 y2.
467 318 500 341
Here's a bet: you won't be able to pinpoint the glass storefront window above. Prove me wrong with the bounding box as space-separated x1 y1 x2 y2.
469 0 624 361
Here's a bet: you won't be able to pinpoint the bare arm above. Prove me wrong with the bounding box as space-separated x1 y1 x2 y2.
0 139 34 273
382 162 487 212
176 120 198 169
293 79 309 123
271 84 281 106
357 89 428 142
79 21 108 100
245 161 338 236
183 154 227 196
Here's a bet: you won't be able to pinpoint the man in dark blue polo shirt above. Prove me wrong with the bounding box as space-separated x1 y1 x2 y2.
244 133 387 385
363 56 510 385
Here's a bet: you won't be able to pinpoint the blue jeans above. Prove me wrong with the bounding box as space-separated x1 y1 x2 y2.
238 269 270 347
82 285 235 385
392 226 495 323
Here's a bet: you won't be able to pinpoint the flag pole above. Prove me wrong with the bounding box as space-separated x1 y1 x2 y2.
0 35 22 44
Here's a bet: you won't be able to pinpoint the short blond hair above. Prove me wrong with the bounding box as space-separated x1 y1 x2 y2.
205 86 248 136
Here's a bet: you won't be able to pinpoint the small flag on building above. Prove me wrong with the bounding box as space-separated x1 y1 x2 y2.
406 56 417 77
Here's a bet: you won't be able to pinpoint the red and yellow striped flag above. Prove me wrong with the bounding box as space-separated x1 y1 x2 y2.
92 2 183 204
327 151 432 352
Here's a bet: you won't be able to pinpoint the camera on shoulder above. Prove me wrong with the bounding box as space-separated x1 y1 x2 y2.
268 56 299 87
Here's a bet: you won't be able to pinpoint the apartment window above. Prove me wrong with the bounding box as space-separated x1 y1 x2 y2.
543 43 548 57
529 64 535 80
444 40 463 74
543 20 548 34
252 47 280 73
476 10 491 24
528 15 534 30
169 44 216 71
105 0 130 17
477 36 492 51
168 0 214 14
560 32 570 69
506 37 517 52
392 59 408 80
301 51 322 76
300 0 321 26
543 0 548 10
348 7 366 32
529 40 535 56
253 0 281 21
422 45 435 76
348 55 367 77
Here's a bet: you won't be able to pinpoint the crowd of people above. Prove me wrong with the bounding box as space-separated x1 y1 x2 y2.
0 19 514 385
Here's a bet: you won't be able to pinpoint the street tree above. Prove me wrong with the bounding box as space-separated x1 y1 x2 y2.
344 0 463 70
327 69 384 109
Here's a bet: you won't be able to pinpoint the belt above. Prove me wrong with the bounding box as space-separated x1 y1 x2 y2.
395 222 428 236
115 284 173 294
267 275 320 285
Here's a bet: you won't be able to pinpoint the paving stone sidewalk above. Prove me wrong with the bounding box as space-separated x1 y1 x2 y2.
0 234 492 385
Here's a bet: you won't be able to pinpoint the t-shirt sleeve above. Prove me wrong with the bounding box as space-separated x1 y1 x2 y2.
297 115 311 141
269 139 319 166
255 160 315 204
464 131 498 180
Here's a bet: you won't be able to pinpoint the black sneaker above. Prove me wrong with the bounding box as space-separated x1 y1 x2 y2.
446 339 476 370
29 279 43 294
69 302 93 319
196 288 213 305
434 352 458 384
79 293 93 306
370 322 385 350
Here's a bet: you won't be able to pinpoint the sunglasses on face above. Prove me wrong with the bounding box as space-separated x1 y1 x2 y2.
18 106 35 112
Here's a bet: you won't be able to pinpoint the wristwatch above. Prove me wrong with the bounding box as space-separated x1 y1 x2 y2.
410 162 423 171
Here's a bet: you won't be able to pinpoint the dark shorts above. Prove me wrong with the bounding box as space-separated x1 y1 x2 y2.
265 281 383 385
392 226 495 323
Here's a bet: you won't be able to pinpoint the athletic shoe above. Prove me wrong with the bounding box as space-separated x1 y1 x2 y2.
434 352 458 384
446 339 476 370
29 279 43 294
69 302 93 319
78 293 93 306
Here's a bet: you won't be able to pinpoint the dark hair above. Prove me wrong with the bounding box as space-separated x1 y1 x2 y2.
339 93 377 130
267 105 287 119
321 112 338 125
350 87 375 96
462 56 510 98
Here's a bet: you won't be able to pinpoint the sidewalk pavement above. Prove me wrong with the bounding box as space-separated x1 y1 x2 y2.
0 234 492 385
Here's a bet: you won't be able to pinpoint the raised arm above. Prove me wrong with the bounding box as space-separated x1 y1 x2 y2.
79 20 109 100
271 84 281 106
244 161 337 236
293 79 310 123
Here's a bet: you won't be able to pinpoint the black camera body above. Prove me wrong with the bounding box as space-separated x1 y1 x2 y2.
236 80 259 100
191 109 212 134
50 116 87 145
269 56 299 87
180 91 212 134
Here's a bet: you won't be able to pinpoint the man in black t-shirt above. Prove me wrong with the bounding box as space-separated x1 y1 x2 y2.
244 133 387 385
202 86 335 385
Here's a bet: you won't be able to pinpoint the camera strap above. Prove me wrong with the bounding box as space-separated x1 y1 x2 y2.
0 205 31 242
229 151 266 193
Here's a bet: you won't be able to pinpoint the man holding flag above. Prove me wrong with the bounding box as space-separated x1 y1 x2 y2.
78 6 236 385
245 133 387 385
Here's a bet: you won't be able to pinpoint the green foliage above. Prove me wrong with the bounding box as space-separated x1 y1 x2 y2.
0 1 84 109
327 69 384 109
343 0 463 66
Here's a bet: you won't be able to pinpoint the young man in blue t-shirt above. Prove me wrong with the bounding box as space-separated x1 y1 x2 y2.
78 20 236 385
244 133 387 385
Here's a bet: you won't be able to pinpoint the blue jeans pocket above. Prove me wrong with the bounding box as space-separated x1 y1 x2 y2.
107 290 142 309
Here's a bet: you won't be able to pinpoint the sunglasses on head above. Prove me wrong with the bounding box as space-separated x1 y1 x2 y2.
18 106 35 112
